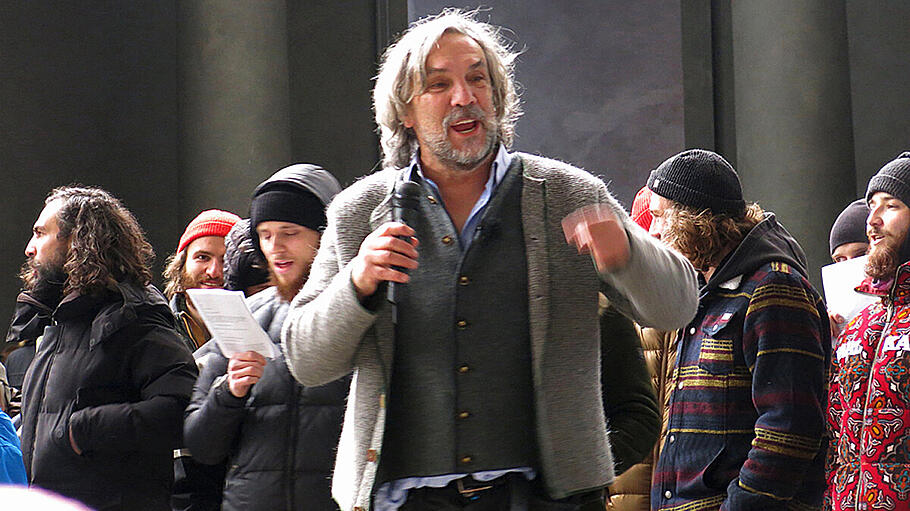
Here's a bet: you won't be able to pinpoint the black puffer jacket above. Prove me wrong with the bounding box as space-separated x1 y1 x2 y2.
184 287 349 511
18 282 197 511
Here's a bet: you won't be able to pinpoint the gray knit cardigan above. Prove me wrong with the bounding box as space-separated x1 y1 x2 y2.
281 153 698 511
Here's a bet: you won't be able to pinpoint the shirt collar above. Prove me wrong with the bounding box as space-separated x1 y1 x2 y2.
408 144 513 186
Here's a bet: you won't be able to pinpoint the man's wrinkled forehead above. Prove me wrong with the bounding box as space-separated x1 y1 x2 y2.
416 30 487 77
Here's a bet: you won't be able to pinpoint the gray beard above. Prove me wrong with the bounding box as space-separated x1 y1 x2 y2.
424 126 498 171
421 106 500 171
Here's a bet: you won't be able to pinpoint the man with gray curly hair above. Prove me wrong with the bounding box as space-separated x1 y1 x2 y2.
282 9 699 511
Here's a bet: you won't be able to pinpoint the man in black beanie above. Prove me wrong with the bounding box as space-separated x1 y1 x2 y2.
648 149 830 510
826 151 910 509
829 199 871 264
183 164 350 511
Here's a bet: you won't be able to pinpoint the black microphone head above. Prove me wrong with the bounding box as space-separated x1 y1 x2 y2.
392 180 422 224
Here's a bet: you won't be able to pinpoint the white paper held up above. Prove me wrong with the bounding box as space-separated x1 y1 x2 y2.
821 255 878 325
185 288 278 359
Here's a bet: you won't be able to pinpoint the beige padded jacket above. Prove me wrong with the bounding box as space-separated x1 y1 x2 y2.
607 326 677 510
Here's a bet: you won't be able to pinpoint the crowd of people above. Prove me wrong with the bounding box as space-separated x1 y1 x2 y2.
0 8 907 511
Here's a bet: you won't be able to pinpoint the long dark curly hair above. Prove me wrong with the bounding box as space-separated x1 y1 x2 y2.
47 186 155 296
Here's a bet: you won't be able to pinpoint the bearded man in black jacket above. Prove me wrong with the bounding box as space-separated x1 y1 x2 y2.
13 186 198 511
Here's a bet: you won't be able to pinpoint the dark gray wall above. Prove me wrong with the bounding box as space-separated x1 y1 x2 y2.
286 1 387 185
0 2 179 329
408 1 687 207
177 1 293 222
730 1 855 285
846 0 910 192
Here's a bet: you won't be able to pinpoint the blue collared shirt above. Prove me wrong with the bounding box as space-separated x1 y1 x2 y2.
374 145 535 510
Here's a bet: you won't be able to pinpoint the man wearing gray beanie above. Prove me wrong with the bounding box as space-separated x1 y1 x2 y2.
648 149 830 510
827 151 910 508
829 199 871 263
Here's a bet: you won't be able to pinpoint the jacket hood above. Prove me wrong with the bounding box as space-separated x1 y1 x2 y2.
705 212 809 292
54 282 176 349
5 292 53 347
252 164 342 208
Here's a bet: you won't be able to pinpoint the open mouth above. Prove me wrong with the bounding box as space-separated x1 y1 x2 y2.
450 120 479 134
273 260 293 273
200 280 222 288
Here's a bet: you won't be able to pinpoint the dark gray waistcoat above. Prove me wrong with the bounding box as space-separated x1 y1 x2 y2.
376 162 536 484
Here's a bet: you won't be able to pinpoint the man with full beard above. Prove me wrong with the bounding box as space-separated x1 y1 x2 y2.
280 10 698 511
183 164 350 510
826 152 910 510
162 209 241 352
14 186 197 510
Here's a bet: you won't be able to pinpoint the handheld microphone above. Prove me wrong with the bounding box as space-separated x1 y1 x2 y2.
388 180 422 314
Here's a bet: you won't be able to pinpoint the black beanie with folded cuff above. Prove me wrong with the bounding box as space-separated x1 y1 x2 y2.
250 187 327 233
866 152 910 207
829 199 870 255
647 149 745 216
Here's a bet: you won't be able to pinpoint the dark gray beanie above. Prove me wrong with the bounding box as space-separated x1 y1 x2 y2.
829 199 870 254
647 149 745 215
866 151 910 206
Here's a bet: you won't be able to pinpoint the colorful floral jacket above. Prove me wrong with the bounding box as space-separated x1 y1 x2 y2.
827 262 910 510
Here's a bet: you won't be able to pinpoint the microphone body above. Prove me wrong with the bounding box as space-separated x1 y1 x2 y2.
388 181 422 314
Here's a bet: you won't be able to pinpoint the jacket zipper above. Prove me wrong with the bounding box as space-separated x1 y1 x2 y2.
29 318 60 483
855 299 895 507
286 381 301 509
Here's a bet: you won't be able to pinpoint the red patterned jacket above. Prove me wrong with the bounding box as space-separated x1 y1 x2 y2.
827 262 910 510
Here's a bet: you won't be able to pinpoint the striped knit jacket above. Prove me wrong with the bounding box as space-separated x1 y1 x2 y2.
826 264 910 510
652 213 831 511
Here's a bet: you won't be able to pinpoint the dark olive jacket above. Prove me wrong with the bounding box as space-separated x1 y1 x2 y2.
599 298 661 478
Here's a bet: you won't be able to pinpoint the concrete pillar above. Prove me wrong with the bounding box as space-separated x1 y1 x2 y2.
177 1 292 221
731 0 854 282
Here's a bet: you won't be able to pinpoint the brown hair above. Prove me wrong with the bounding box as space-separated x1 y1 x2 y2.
662 202 765 272
48 186 155 296
162 249 188 299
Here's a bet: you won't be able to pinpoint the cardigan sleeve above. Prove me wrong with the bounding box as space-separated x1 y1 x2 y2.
281 182 382 387
593 183 699 331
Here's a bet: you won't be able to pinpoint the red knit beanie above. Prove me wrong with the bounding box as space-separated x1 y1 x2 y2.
631 186 653 230
178 209 242 253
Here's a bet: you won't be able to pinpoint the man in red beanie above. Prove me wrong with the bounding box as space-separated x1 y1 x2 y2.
162 209 241 352
162 209 240 511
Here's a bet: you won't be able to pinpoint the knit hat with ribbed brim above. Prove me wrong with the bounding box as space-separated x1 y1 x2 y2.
630 186 653 230
647 149 745 215
178 209 242 253
866 151 910 206
829 199 870 254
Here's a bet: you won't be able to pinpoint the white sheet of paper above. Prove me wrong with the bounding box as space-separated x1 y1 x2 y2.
185 288 277 359
821 255 877 323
